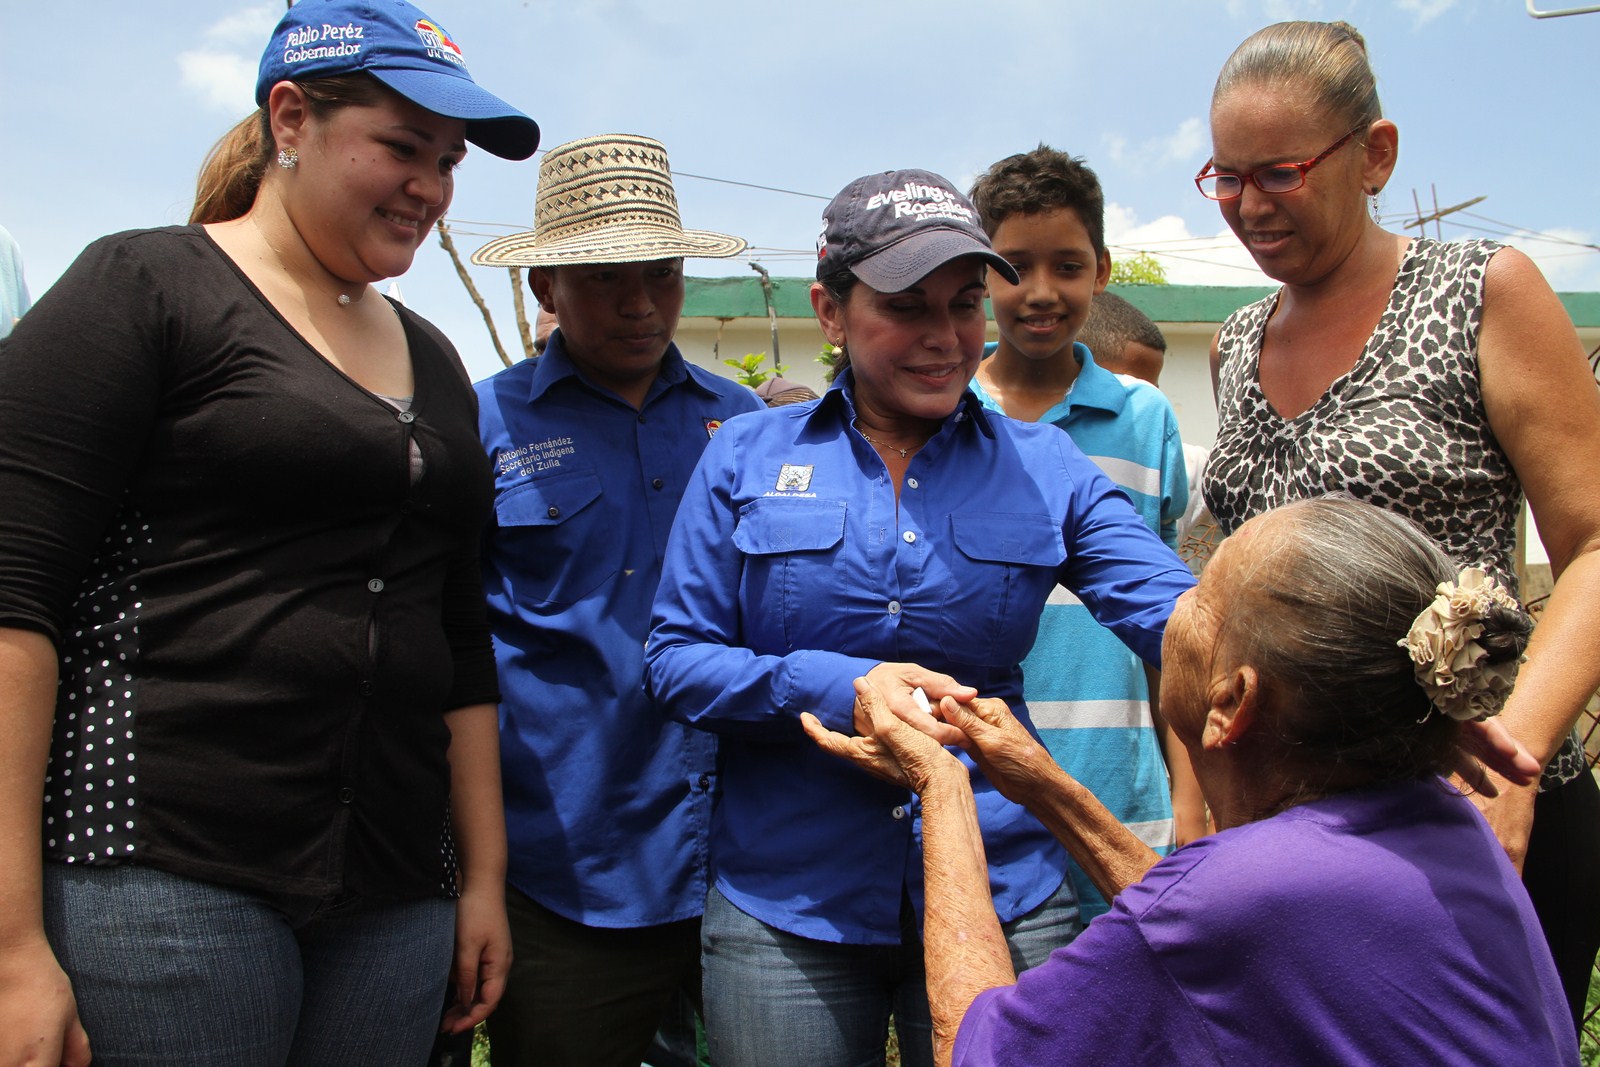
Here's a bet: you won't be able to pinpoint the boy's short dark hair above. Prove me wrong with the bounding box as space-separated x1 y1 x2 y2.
968 145 1106 255
1078 291 1168 360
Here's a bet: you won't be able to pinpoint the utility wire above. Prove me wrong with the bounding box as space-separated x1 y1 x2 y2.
1455 211 1600 251
672 170 828 201
444 156 1596 279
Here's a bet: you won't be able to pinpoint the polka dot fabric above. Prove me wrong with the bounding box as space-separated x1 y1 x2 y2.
45 505 147 864
439 802 459 898
4 228 502 900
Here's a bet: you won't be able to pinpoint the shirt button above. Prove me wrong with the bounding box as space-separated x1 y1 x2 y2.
887 601 901 615
359 681 374 696
902 531 916 544
906 477 919 489
653 478 665 490
338 787 355 804
366 578 385 593
891 805 906 820
396 411 416 424
547 506 560 519
698 774 711 790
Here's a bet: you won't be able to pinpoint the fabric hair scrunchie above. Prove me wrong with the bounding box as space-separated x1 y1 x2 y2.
1398 567 1525 722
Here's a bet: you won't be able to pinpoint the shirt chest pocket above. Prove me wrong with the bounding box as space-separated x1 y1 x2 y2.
939 513 1066 668
732 497 846 652
494 470 620 605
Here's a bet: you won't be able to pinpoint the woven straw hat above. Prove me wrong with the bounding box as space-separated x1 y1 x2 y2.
472 134 747 267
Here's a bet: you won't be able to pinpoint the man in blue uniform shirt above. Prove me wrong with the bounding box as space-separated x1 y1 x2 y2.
470 133 761 1067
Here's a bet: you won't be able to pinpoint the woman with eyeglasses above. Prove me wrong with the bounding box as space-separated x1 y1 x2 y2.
1198 19 1600 1031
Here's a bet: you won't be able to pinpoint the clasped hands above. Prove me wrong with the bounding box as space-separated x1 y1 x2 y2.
800 665 1049 807
803 663 1543 810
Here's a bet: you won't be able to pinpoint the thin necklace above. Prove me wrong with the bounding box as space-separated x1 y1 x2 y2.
246 215 357 309
853 418 917 459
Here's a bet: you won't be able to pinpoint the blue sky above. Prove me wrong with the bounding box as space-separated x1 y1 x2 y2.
4 0 1597 382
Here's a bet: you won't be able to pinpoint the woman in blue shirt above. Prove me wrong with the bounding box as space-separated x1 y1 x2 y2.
645 169 1196 1067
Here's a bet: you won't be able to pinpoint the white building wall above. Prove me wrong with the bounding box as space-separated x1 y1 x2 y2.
674 315 1227 447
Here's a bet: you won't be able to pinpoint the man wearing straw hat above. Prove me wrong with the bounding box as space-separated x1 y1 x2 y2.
472 133 760 1066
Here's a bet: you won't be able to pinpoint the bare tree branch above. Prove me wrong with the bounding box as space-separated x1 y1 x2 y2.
509 267 534 360
436 219 512 369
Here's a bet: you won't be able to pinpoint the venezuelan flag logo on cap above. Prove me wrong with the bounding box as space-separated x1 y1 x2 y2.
413 19 466 65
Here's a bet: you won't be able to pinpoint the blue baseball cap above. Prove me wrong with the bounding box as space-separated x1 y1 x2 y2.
256 0 539 160
815 169 1019 291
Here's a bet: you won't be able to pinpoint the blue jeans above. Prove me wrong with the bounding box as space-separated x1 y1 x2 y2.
701 880 1078 1067
44 863 455 1067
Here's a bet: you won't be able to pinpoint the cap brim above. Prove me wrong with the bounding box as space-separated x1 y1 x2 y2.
472 224 747 268
371 68 539 160
851 229 1019 292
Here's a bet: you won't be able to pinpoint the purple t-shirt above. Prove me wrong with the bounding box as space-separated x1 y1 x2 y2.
953 779 1576 1066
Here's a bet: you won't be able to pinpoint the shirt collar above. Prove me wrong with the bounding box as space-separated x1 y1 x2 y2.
526 329 709 405
808 366 997 440
1063 343 1129 417
977 340 1128 419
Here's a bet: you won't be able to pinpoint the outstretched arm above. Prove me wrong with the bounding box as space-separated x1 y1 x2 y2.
941 696 1161 902
803 681 1012 1067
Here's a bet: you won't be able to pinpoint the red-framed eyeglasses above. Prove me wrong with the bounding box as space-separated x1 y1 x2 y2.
1194 128 1365 201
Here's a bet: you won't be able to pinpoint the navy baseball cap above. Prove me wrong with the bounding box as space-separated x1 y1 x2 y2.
256 0 539 160
815 169 1019 291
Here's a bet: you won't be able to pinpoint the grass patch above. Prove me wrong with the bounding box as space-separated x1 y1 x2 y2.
1582 967 1600 1066
470 1019 903 1065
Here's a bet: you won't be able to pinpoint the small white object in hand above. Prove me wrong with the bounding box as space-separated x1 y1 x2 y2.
911 687 932 715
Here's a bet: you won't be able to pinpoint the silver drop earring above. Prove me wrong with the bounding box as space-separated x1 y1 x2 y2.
277 146 299 170
1368 186 1381 223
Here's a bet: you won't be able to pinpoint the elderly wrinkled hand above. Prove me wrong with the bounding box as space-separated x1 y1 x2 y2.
803 678 962 791
936 695 1056 808
862 662 976 748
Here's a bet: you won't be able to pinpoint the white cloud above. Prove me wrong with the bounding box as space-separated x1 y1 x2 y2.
179 50 259 113
1164 118 1209 166
205 5 281 46
1262 0 1325 20
1225 0 1327 20
179 5 280 113
1103 117 1209 172
1396 0 1458 28
1103 207 1600 292
1103 203 1273 287
1499 227 1600 291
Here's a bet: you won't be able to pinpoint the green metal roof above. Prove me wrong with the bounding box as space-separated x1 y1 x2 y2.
682 277 1600 328
1559 290 1600 327
682 275 816 319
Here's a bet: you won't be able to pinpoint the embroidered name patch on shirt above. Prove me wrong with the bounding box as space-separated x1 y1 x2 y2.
496 436 576 478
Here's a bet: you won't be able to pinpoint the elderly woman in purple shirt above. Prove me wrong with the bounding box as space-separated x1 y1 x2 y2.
810 497 1574 1066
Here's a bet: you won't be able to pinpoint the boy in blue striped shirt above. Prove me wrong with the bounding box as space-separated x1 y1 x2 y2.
967 147 1206 922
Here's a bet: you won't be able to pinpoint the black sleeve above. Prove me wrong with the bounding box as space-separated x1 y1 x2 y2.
441 534 500 711
399 300 501 712
0 232 168 642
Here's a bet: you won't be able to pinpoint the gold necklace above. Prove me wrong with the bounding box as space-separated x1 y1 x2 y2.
853 419 918 459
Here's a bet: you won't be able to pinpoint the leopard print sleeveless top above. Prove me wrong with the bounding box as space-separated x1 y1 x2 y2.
1203 237 1585 788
